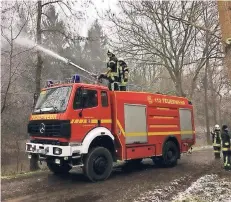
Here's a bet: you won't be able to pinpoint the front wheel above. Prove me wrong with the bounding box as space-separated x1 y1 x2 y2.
162 141 179 167
47 162 72 175
83 147 113 182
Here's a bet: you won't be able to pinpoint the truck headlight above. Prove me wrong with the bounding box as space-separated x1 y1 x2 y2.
53 147 62 155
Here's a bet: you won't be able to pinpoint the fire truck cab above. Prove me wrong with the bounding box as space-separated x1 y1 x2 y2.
26 77 195 182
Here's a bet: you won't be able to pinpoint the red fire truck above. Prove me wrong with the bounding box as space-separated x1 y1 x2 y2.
26 77 195 182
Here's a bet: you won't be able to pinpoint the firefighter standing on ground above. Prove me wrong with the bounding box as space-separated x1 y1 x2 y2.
118 58 129 91
98 50 120 91
221 125 231 170
211 124 222 158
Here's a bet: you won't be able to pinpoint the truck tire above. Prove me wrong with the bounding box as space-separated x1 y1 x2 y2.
30 154 40 171
83 147 113 182
47 162 72 175
152 157 164 167
162 141 179 167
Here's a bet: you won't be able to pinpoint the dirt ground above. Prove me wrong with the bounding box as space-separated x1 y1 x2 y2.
1 148 231 202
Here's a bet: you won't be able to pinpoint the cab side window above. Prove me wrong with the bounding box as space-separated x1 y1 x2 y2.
73 88 98 109
101 91 108 107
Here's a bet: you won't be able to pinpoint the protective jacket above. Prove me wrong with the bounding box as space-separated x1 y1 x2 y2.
119 62 129 87
106 56 119 83
221 130 230 150
211 130 221 146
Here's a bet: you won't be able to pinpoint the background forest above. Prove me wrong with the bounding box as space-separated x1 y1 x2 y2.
1 0 231 175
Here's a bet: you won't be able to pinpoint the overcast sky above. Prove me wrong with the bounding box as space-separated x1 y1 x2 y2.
76 0 119 36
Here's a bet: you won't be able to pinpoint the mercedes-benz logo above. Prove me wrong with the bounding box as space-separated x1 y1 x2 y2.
39 123 46 134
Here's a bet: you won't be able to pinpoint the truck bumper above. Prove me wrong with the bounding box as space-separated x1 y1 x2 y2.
25 142 83 158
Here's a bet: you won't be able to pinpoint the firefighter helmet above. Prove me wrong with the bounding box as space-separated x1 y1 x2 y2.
107 50 114 57
118 57 124 62
214 124 220 130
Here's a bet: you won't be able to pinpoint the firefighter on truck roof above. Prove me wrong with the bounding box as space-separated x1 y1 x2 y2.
98 50 120 91
118 58 129 91
211 124 221 158
221 125 231 170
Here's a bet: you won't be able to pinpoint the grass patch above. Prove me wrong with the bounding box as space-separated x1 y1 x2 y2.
173 195 207 202
1 169 47 180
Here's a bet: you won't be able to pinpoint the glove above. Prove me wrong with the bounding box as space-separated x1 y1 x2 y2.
98 78 103 83
90 73 98 78
98 73 107 80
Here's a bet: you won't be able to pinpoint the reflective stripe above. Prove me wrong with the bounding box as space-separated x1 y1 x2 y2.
111 72 119 77
222 148 230 151
31 114 57 120
214 137 217 145
224 156 229 166
101 119 112 124
225 142 229 146
116 120 194 137
153 116 174 119
117 120 125 136
150 125 178 128
119 82 127 87
213 144 221 147
126 132 147 137
71 119 112 124
214 150 220 153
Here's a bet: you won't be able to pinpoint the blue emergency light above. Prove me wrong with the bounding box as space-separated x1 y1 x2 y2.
72 74 80 83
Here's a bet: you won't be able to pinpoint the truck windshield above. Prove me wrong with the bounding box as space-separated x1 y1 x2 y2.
34 86 72 113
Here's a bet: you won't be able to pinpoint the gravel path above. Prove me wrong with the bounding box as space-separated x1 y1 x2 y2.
2 149 230 202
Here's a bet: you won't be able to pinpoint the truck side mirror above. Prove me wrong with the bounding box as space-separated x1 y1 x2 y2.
78 87 84 117
33 93 38 108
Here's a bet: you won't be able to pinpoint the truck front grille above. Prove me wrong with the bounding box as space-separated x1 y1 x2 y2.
28 120 71 138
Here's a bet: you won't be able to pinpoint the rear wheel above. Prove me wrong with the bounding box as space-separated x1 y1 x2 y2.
162 141 179 167
83 147 113 182
47 162 72 174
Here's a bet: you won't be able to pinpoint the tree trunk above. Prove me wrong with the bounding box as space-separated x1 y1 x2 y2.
226 45 231 79
1 27 13 114
175 73 185 97
30 0 42 171
35 0 42 95
204 58 210 145
212 96 217 125
218 95 222 126
208 65 217 125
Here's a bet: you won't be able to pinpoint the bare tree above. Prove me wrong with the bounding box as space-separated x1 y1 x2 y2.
35 0 92 95
1 1 31 113
105 1 221 97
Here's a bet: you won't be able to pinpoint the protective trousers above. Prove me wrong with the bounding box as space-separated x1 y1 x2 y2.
222 148 231 170
118 65 128 91
108 82 119 91
212 132 221 158
213 143 221 158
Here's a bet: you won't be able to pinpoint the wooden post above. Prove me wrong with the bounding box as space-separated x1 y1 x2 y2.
217 1 231 78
